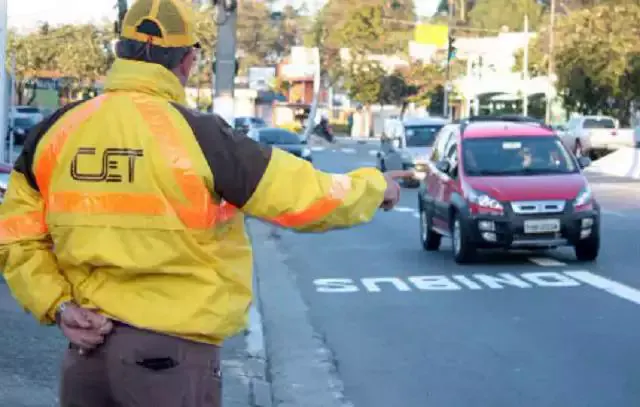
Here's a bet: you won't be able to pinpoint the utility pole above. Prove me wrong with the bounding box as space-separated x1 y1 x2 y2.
522 14 529 117
0 0 8 164
213 0 238 125
116 0 128 34
545 0 556 124
444 0 454 119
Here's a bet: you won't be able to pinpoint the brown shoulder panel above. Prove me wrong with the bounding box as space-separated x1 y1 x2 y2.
170 104 272 208
13 100 88 191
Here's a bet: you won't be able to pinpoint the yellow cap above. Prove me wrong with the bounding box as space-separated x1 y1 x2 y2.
121 0 200 48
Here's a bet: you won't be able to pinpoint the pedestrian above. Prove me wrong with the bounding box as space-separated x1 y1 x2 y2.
0 0 412 406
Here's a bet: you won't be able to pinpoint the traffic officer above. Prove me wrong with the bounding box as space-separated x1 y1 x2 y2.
0 0 411 406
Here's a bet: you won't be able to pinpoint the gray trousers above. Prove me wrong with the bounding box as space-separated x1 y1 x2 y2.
60 322 222 407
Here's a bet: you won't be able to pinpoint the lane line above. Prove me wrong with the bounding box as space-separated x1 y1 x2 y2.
368 150 379 157
340 148 357 154
601 209 626 217
310 147 326 152
564 271 640 306
393 206 415 213
529 257 567 267
412 212 420 218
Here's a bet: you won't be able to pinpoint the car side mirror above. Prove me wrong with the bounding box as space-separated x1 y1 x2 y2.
436 160 451 173
577 156 592 169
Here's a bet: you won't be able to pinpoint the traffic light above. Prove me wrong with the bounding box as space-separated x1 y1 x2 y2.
447 36 457 62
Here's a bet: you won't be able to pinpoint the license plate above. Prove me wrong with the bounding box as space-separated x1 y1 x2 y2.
524 219 561 234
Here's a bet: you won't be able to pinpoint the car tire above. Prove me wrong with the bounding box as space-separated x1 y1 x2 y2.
574 233 599 262
451 212 476 264
379 159 386 172
419 205 441 251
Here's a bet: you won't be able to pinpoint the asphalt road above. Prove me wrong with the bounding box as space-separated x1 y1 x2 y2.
275 139 640 407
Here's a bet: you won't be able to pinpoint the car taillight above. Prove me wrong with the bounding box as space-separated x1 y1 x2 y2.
611 130 617 136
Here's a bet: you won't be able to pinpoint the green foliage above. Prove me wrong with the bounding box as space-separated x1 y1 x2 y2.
342 58 386 106
552 3 640 122
467 0 544 31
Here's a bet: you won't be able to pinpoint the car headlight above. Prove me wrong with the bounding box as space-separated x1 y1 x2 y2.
468 189 503 212
301 147 311 157
574 184 592 207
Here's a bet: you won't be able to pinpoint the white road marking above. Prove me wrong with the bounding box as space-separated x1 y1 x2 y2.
393 206 415 213
564 271 640 306
340 148 357 154
313 271 584 293
601 209 625 217
368 150 379 157
310 146 325 152
412 212 420 218
528 257 567 267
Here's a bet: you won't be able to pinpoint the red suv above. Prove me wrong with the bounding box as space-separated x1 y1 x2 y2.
418 118 600 264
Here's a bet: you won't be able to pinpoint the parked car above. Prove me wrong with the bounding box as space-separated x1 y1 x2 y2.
10 116 39 145
0 162 11 204
10 105 44 123
234 116 267 136
560 115 636 158
418 117 600 264
248 127 312 162
377 116 448 187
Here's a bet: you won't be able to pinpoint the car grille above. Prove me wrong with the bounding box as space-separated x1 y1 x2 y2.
511 200 566 215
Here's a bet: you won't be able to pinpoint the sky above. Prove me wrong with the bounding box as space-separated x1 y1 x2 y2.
8 0 439 29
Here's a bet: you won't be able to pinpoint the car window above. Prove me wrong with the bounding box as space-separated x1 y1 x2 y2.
462 136 577 176
249 118 267 127
445 141 459 178
16 107 40 113
431 126 453 162
404 125 444 147
583 118 615 129
14 117 36 127
258 129 301 145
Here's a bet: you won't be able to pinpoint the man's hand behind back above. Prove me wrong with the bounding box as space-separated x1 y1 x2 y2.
59 304 113 351
381 170 415 211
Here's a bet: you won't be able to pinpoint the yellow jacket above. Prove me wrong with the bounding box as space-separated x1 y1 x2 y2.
0 59 387 344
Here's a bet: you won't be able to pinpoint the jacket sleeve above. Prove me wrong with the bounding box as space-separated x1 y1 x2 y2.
242 148 387 231
0 166 72 325
178 110 388 232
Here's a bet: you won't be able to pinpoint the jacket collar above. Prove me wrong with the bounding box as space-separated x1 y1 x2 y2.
104 59 187 104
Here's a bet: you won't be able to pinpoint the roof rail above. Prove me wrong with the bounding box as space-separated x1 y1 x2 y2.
459 115 552 136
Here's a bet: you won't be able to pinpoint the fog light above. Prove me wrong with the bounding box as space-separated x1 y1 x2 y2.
478 220 495 231
482 232 497 242
581 218 593 228
580 229 592 239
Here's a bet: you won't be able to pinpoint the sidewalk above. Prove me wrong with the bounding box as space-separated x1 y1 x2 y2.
222 332 271 407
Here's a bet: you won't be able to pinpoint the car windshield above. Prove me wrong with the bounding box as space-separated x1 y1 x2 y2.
462 136 577 176
259 129 301 145
583 118 615 129
404 125 443 147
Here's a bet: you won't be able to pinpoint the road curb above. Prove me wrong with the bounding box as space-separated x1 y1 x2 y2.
248 220 353 407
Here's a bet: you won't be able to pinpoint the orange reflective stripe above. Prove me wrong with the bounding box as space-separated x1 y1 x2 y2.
35 96 108 197
131 95 222 229
47 191 172 215
0 211 47 244
273 198 341 228
272 174 352 228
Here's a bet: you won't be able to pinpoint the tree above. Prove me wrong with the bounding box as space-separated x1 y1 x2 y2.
270 6 310 62
343 58 386 107
467 0 544 31
551 3 640 123
236 0 278 69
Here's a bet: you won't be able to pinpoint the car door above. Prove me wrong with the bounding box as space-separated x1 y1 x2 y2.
425 127 453 230
439 138 460 229
433 133 457 227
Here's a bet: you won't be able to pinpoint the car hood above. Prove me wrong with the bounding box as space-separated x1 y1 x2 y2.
404 147 432 161
464 173 586 201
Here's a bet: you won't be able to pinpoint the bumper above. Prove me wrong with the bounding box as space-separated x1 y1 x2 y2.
463 205 600 249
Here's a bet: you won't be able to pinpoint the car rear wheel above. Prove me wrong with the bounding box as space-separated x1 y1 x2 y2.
419 207 441 251
574 233 599 262
451 213 476 264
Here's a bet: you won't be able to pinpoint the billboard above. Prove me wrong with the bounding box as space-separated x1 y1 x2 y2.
248 67 276 91
414 24 448 48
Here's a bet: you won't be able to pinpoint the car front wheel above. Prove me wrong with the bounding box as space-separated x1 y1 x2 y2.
451 213 476 264
574 233 599 262
419 206 441 251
